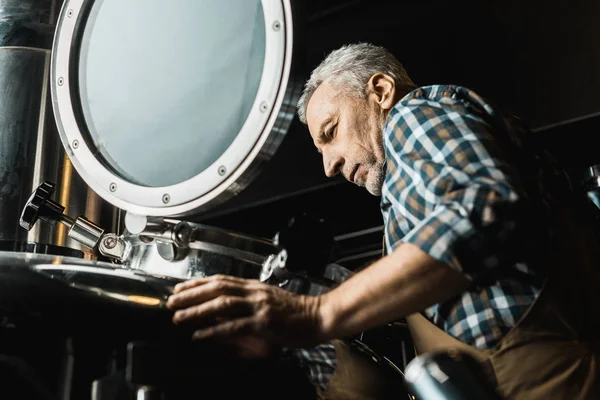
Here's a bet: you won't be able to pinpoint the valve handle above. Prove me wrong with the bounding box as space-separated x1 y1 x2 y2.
20 181 66 231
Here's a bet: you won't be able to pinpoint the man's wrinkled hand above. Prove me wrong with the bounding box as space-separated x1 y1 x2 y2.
166 275 323 349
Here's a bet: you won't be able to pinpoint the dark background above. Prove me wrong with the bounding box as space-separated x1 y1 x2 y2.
198 0 600 267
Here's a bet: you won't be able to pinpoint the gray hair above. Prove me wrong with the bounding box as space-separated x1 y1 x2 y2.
297 43 416 124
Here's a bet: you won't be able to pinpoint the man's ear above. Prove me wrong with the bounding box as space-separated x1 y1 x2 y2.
366 73 397 111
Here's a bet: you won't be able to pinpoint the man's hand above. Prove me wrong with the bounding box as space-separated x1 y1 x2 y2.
166 275 323 351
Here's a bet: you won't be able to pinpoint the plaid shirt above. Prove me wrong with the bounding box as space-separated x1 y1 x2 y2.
381 85 552 348
294 84 565 390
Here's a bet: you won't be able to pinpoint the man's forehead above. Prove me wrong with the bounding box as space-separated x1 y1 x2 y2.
306 82 338 134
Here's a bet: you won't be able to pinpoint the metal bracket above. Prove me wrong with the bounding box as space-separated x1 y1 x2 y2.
98 233 130 262
260 249 288 282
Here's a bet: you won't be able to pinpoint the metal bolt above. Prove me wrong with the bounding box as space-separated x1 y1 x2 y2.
72 139 79 149
103 237 117 249
259 102 269 113
58 77 64 86
67 9 74 18
218 166 227 176
162 194 170 204
109 183 117 192
272 21 281 31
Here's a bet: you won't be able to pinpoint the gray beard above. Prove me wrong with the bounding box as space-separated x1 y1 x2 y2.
365 160 387 196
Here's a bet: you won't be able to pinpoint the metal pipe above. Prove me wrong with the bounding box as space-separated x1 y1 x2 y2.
335 249 382 263
334 225 383 241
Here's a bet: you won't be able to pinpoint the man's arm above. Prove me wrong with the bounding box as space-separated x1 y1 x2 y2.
315 242 470 341
165 245 470 348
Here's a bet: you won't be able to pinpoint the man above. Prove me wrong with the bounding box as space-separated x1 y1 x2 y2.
167 43 600 399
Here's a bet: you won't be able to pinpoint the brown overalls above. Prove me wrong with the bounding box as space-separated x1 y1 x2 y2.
319 207 600 400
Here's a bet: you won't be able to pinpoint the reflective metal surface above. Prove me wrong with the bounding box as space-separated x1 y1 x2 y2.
121 221 284 281
0 250 179 310
0 0 55 47
0 243 341 311
404 351 503 400
582 164 600 210
135 386 165 400
0 47 121 257
52 0 303 217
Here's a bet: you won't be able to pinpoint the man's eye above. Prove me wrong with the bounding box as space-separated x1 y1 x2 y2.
326 125 336 139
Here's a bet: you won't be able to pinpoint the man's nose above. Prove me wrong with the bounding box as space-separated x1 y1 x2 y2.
323 152 343 178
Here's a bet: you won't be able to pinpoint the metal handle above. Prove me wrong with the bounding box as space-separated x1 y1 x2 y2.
20 181 105 249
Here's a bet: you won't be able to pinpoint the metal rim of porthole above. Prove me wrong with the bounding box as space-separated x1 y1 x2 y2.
51 0 301 217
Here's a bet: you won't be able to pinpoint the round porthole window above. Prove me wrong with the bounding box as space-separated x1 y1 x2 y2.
52 0 301 216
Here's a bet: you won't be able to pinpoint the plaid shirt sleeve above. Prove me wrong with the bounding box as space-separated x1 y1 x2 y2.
381 86 525 280
285 343 337 391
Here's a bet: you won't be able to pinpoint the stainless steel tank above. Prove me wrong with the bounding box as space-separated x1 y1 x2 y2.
0 1 121 258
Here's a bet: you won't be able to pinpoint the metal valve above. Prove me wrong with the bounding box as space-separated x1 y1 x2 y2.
20 181 193 263
20 181 105 249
